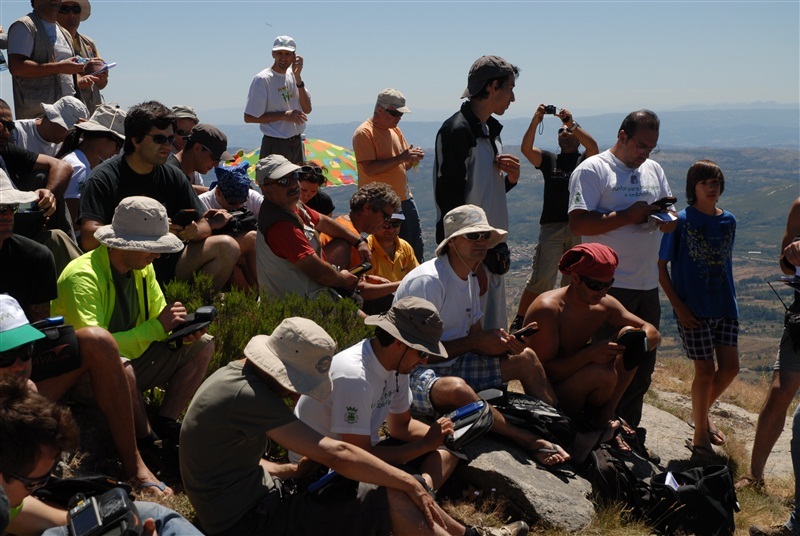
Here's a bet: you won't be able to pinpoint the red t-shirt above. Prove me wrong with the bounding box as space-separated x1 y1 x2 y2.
265 205 322 263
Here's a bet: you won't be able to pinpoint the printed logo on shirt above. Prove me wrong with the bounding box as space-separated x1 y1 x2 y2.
278 85 294 104
344 406 359 424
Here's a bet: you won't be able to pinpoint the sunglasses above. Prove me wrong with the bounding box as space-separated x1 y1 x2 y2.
58 4 81 14
0 343 34 368
558 127 570 134
0 119 16 132
419 351 429 360
380 208 394 222
271 175 299 187
382 220 402 229
145 133 176 145
0 204 20 215
463 231 492 241
5 460 57 492
580 275 615 292
384 108 403 118
299 165 323 176
175 129 192 137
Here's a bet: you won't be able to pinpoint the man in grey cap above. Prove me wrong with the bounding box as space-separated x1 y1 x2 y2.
12 96 88 157
171 105 199 153
181 316 527 536
433 55 522 331
353 88 425 262
244 35 311 163
395 205 569 466
295 297 465 496
166 123 232 194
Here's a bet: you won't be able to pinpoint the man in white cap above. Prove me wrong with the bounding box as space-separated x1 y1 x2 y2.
353 88 425 261
56 0 109 114
180 316 527 536
395 205 570 466
53 196 214 487
255 154 367 301
12 96 88 156
433 55 522 330
244 35 311 164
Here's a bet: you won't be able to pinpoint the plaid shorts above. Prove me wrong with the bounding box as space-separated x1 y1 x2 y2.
409 353 503 418
677 317 739 361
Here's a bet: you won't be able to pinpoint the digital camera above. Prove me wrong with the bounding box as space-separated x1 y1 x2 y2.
544 105 558 114
67 488 141 536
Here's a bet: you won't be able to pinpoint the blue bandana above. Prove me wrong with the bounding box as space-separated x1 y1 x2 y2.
212 161 251 204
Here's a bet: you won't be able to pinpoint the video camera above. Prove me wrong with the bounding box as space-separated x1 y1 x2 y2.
67 488 141 536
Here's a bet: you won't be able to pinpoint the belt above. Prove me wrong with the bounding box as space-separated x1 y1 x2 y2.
263 134 302 141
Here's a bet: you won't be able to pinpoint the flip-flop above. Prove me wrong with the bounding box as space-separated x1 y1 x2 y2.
708 422 726 446
684 439 716 460
534 442 568 466
138 481 167 495
735 475 765 492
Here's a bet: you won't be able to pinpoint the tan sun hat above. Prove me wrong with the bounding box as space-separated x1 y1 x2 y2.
434 204 507 256
0 169 38 205
244 317 336 401
94 196 184 254
76 104 126 142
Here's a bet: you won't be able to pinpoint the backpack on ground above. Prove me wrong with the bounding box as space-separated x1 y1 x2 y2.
485 391 576 447
648 465 739 536
580 444 651 517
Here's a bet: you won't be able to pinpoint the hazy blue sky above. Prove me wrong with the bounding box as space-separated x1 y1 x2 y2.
1 0 798 124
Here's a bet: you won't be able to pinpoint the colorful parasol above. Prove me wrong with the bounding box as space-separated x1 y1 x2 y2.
227 138 358 187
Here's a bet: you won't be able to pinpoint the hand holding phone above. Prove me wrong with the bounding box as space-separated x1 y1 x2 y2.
652 196 677 210
348 262 372 277
512 325 539 340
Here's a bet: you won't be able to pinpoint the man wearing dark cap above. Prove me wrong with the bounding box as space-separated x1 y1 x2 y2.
295 297 464 497
353 88 425 261
433 55 522 330
244 35 311 163
522 243 660 454
166 123 233 194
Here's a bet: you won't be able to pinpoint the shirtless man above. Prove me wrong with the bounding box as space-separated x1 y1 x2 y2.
523 243 661 447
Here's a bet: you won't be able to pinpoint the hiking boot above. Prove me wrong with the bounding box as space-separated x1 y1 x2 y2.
474 520 529 536
749 524 797 536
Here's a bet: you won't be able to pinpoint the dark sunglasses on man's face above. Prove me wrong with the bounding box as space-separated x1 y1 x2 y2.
272 175 299 187
0 203 20 215
580 275 615 292
58 4 82 14
382 220 402 229
384 108 403 118
145 133 176 145
463 231 492 241
0 119 16 132
0 343 34 369
5 461 57 492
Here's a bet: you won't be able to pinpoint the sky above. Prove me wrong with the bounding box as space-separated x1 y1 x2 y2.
0 0 798 124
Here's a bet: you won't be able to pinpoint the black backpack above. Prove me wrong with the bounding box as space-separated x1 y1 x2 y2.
489 391 576 447
581 445 651 517
648 465 740 536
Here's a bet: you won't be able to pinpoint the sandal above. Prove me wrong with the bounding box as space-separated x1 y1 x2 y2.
684 439 717 461
735 474 766 492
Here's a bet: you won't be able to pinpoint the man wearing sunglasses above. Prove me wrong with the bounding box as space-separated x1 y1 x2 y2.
568 110 675 452
511 105 599 331
353 88 425 262
395 205 570 466
244 35 311 164
522 243 660 459
170 105 199 154
364 212 419 315
79 101 239 293
166 123 233 195
7 0 101 120
434 56 522 332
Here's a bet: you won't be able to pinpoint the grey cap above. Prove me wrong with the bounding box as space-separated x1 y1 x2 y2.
376 88 411 113
171 105 199 122
461 55 516 99
41 96 88 130
365 296 447 357
256 154 301 185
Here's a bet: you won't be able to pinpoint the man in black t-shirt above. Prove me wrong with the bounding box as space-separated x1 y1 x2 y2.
79 101 239 291
511 105 599 330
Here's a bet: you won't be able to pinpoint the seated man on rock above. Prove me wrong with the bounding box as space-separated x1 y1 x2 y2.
255 154 369 301
52 197 214 478
523 243 661 456
179 316 527 536
394 205 569 465
295 297 459 495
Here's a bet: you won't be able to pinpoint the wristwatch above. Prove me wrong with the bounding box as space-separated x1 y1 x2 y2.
568 122 581 133
297 82 306 88
354 237 367 247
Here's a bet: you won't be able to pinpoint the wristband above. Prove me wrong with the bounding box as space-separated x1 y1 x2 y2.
568 122 581 133
297 82 306 88
354 237 367 247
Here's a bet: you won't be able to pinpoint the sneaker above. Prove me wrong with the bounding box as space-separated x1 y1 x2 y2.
474 520 529 536
749 524 796 536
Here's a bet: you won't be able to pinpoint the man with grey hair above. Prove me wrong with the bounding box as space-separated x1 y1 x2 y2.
433 56 522 331
244 35 311 163
353 88 425 261
394 205 569 466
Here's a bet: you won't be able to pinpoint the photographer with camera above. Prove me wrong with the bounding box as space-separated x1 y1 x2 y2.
511 104 599 331
0 379 200 536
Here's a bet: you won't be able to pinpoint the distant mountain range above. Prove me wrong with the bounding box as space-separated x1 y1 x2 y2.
206 105 799 152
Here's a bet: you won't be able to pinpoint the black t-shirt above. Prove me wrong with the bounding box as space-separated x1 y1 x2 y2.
538 150 584 224
0 143 38 186
305 189 335 215
0 235 57 315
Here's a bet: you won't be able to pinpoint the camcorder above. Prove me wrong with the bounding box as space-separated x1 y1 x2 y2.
166 305 217 348
67 488 141 536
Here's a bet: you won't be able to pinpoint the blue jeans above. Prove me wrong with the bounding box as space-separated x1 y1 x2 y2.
42 502 202 536
399 198 424 262
787 402 800 534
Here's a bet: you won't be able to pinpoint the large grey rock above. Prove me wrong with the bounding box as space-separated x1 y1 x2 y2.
455 435 594 531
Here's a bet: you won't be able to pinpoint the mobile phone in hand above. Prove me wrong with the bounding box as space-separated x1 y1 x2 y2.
512 325 539 340
348 262 372 277
652 196 677 209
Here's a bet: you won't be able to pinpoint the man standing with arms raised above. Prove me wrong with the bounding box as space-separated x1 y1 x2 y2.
353 89 425 261
433 56 521 330
244 35 311 164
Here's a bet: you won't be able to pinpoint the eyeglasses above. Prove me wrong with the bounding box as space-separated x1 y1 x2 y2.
5 460 57 492
0 119 16 132
145 133 176 145
383 108 403 118
382 220 402 229
0 343 34 368
419 351 429 360
299 165 323 176
0 204 20 215
380 208 394 222
463 231 492 241
58 4 82 14
579 275 615 292
271 175 299 187
558 127 570 134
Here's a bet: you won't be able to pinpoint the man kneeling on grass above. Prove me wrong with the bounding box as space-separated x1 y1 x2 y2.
179 317 528 536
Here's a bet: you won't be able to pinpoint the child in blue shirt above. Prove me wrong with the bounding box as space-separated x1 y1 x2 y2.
658 160 739 457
